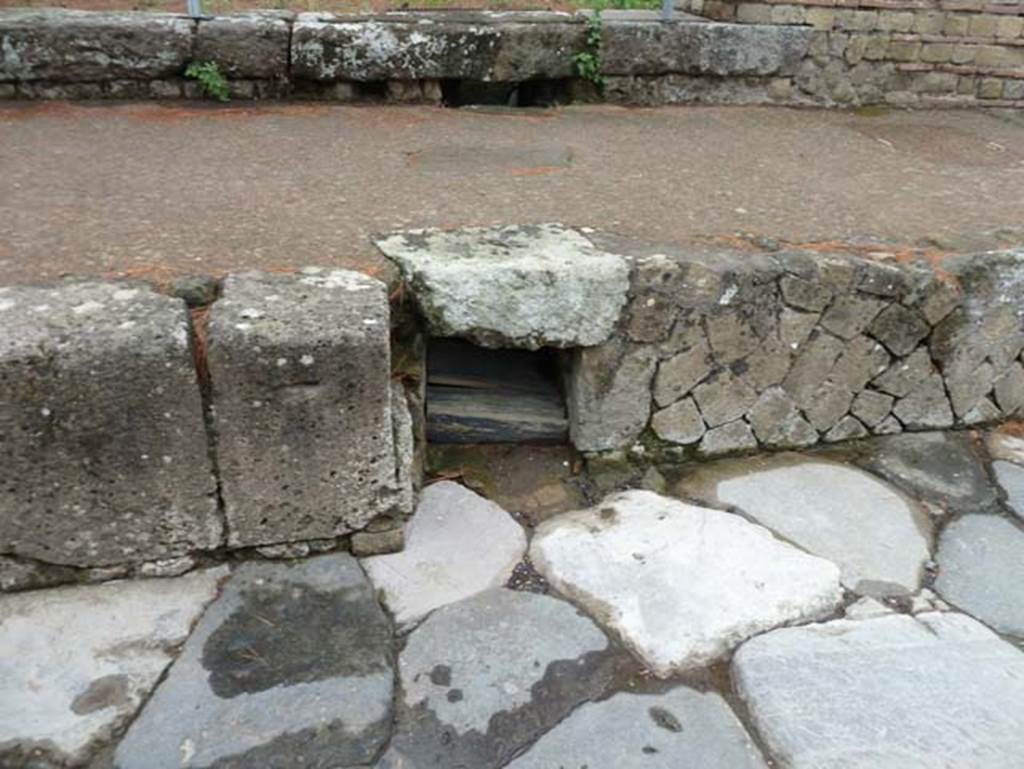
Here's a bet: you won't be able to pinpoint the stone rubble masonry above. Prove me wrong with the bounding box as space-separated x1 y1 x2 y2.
677 0 1024 106
0 281 221 569
207 268 411 549
568 239 1024 460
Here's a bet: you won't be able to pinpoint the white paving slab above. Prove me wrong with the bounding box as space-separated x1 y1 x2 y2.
0 567 228 767
934 514 1024 636
733 612 1024 769
529 490 842 676
361 481 527 626
505 687 768 769
710 457 931 595
993 460 1024 519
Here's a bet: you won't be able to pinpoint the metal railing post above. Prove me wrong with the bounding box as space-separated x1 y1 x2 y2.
187 0 202 18
662 0 673 21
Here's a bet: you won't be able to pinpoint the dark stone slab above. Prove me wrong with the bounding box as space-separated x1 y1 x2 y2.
194 14 291 80
114 554 393 769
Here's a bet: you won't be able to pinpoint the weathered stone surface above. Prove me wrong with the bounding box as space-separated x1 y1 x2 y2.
747 387 816 447
868 303 930 355
857 431 998 514
506 687 768 769
935 515 1024 636
601 19 812 77
824 414 868 442
829 335 890 392
651 397 706 445
0 281 220 567
569 341 656 452
780 274 832 312
380 588 618 769
292 12 582 82
712 458 930 595
987 429 1024 465
692 370 757 427
361 481 526 627
195 13 290 80
993 460 1024 518
704 312 760 365
207 269 410 548
698 419 758 456
733 612 1024 769
653 333 711 407
781 332 845 407
115 554 393 769
376 224 629 350
994 362 1024 415
0 567 227 768
819 294 888 339
803 381 854 432
0 10 192 83
779 308 819 349
530 490 841 676
850 388 893 427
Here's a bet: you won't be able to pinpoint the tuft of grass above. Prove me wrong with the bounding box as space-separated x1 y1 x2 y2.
185 61 231 103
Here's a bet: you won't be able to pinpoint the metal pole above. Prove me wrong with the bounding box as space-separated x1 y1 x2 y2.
187 0 202 18
661 0 673 22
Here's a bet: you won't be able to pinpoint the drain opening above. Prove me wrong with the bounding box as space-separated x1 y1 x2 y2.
441 78 574 108
426 338 568 444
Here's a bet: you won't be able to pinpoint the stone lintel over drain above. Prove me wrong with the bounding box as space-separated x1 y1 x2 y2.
374 223 631 350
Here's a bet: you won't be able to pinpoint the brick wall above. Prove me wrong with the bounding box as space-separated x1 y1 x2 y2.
677 0 1024 105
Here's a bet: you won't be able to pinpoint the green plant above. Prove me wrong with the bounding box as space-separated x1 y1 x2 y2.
573 9 605 91
185 61 230 102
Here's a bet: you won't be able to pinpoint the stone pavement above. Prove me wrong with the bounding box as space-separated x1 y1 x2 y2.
2 103 1024 286
2 426 1024 768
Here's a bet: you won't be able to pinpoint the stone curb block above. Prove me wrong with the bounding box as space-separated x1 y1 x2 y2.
0 281 221 567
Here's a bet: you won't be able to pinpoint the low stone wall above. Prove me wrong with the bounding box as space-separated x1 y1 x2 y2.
376 224 1024 467
676 0 1024 106
0 8 810 104
0 271 414 584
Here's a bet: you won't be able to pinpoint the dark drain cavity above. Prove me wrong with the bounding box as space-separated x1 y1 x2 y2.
426 338 568 444
441 78 574 108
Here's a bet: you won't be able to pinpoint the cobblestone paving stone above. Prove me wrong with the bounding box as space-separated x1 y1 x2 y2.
3 429 1024 768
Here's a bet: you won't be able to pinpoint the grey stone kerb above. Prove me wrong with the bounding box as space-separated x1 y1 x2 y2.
375 223 631 350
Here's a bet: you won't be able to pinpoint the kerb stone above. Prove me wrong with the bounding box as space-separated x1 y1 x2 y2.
207 269 411 548
0 281 220 568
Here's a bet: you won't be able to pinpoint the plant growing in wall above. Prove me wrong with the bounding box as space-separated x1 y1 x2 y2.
185 61 231 103
574 8 606 92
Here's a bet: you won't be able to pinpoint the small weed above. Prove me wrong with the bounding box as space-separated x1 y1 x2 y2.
185 61 230 102
573 8 605 91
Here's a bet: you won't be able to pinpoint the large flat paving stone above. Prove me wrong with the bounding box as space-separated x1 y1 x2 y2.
733 612 1024 769
855 431 998 514
505 686 768 769
114 554 393 769
0 567 228 768
207 269 411 548
934 514 1024 636
375 223 630 350
0 281 220 567
694 456 930 596
529 490 842 676
993 460 1024 518
361 481 526 627
379 588 619 769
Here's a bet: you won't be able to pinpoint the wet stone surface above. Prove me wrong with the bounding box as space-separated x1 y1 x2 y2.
380 588 621 769
733 612 1024 768
114 554 393 769
0 567 227 769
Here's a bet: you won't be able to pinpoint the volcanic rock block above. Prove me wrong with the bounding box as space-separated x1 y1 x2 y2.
194 13 291 81
207 269 411 548
0 281 221 567
0 10 193 83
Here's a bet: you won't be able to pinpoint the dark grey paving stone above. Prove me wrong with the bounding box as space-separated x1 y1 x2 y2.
855 431 998 514
378 588 621 769
114 554 393 769
934 514 1024 637
733 612 1024 769
505 687 768 769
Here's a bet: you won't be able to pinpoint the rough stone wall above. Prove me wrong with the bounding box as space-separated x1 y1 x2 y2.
570 245 1024 459
677 0 1024 106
